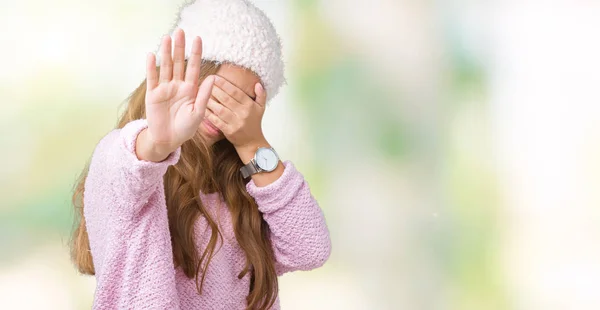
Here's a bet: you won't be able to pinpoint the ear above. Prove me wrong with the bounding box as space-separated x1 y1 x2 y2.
254 83 267 107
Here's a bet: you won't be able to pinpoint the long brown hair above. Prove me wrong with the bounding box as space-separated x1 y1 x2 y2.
70 60 278 309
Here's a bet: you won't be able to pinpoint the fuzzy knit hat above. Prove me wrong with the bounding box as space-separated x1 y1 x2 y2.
156 0 286 103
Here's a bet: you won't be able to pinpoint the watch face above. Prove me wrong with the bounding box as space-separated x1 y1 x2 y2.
255 148 279 172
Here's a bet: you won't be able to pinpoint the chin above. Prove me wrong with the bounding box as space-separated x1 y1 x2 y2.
199 127 225 146
207 136 226 146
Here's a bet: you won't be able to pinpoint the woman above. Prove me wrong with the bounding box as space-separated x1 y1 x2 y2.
70 1 331 309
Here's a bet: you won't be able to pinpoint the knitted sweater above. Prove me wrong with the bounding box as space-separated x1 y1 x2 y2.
83 119 331 309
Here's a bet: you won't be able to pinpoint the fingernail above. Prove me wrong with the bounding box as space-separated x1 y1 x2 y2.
256 83 263 93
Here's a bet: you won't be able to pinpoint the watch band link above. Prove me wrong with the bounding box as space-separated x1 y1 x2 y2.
240 159 260 179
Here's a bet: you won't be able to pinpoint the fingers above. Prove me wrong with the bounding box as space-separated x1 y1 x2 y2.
254 83 267 107
207 98 235 123
172 28 186 81
211 84 241 111
185 36 203 85
194 75 215 115
206 110 228 132
146 52 158 90
213 76 254 105
159 35 173 83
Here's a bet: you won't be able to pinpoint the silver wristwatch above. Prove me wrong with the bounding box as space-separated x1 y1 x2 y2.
240 147 280 178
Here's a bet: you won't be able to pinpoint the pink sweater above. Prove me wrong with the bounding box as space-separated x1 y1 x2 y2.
83 119 331 309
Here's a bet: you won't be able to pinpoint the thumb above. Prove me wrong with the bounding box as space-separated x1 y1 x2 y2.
195 75 215 114
254 83 267 107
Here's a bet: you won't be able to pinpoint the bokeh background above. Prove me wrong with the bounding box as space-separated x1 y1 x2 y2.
1 0 600 309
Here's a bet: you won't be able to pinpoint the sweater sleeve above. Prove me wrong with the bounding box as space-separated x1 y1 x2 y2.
245 161 332 276
100 118 181 215
83 119 182 309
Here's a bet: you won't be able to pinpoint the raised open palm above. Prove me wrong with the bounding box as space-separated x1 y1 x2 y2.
144 28 214 151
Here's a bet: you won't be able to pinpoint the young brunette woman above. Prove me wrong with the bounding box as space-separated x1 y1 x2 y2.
70 1 331 309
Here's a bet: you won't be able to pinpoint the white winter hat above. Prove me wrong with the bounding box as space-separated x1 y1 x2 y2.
156 0 286 103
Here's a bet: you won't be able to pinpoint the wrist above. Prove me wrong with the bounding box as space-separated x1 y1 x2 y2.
137 129 177 162
235 138 270 164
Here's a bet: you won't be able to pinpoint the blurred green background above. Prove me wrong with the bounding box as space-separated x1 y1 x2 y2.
1 0 600 309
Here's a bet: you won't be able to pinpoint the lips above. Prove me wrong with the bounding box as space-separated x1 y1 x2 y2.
203 118 222 136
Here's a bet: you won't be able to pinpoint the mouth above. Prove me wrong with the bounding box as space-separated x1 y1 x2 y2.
202 118 222 136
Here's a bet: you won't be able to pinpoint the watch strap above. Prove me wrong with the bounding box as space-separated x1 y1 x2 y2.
240 159 261 179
